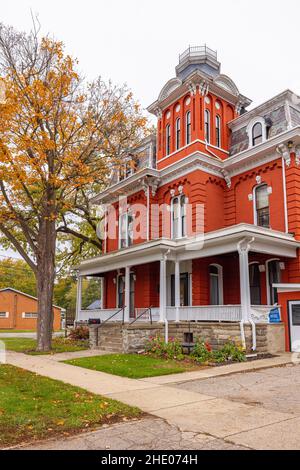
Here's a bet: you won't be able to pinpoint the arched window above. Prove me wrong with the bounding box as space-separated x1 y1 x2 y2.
249 263 261 305
186 112 191 145
209 264 223 305
215 115 221 148
205 110 210 143
176 118 181 150
254 184 270 228
166 124 171 155
171 195 187 239
252 122 263 146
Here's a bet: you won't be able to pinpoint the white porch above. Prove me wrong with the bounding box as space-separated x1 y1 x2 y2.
75 224 298 326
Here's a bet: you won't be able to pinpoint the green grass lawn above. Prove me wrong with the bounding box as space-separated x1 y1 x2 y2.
0 364 141 448
64 354 201 379
1 337 89 355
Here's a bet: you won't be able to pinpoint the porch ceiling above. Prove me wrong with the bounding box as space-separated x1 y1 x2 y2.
77 223 300 276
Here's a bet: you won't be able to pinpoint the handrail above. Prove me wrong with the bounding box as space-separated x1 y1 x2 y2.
130 306 153 325
99 306 125 327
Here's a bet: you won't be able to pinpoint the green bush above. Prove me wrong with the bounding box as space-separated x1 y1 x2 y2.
191 338 246 364
190 340 212 363
145 336 184 360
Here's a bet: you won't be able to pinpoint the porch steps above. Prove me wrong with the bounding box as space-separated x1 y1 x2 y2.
95 323 124 353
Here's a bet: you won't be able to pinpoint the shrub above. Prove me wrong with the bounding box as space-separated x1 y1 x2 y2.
190 339 212 363
145 336 184 360
68 326 89 341
191 338 246 364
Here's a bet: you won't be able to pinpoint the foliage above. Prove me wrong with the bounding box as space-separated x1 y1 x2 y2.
0 364 141 448
1 337 89 354
68 326 89 341
0 258 36 296
64 353 198 379
191 338 246 364
145 336 184 360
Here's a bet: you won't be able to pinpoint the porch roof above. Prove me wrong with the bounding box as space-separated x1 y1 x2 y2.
77 223 300 276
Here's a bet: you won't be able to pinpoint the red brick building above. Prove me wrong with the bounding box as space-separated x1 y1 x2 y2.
0 288 61 331
76 46 300 353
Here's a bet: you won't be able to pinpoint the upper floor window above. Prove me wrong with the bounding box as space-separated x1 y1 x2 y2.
186 112 191 145
166 124 171 155
255 184 270 228
205 110 210 143
176 118 181 150
247 117 268 148
171 195 187 239
252 122 263 146
118 160 136 182
216 115 221 148
119 209 134 249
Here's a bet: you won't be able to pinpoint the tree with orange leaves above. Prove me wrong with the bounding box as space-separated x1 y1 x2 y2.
0 21 147 351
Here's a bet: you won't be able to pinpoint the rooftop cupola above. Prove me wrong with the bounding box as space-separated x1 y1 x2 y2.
176 45 221 80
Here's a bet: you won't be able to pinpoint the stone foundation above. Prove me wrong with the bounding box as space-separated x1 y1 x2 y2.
89 322 286 355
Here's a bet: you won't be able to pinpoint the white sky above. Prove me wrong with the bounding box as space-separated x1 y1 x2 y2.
2 0 300 111
1 0 300 259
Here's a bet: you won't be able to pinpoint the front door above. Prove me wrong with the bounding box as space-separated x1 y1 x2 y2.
171 273 189 306
249 263 261 305
289 301 300 352
117 274 135 317
129 274 135 318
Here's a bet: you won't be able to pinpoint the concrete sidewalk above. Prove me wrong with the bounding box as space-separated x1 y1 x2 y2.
4 351 300 449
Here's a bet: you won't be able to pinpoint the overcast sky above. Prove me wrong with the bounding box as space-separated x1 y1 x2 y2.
2 0 300 111
1 0 300 259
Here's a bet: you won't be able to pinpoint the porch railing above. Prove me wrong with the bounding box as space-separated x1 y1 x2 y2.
77 309 125 323
166 305 242 322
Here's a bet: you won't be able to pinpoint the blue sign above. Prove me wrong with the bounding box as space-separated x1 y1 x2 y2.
269 308 281 324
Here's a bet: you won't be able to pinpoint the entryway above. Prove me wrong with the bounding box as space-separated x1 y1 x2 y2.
289 301 300 352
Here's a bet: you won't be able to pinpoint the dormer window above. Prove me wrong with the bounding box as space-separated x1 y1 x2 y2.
186 112 191 145
166 124 171 155
252 122 263 146
205 110 210 143
247 117 268 148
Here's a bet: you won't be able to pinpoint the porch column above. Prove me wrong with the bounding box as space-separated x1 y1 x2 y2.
75 275 82 322
100 277 105 309
124 266 131 323
159 256 167 322
175 260 180 322
238 238 254 321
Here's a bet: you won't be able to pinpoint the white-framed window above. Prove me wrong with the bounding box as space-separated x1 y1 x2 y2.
266 259 281 305
215 115 221 148
171 195 187 239
209 264 224 305
186 111 191 145
166 124 171 155
205 110 210 143
119 209 134 249
247 117 268 148
22 312 38 319
0 312 9 318
254 183 270 228
175 118 181 150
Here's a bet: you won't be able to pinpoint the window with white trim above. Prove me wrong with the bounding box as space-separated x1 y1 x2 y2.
166 124 171 155
186 112 191 145
254 184 270 228
0 312 9 318
171 195 187 239
175 118 181 150
215 115 221 148
205 110 210 143
247 117 268 148
252 122 263 146
23 312 38 319
119 209 134 249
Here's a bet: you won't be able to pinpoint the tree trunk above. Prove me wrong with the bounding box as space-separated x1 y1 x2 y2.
36 217 56 352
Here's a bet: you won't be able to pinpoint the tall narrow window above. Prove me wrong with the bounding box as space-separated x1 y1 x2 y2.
255 184 270 228
268 260 281 305
119 210 134 249
166 124 171 155
216 115 221 148
252 122 263 146
186 112 191 145
176 118 181 150
205 110 210 143
171 195 187 239
249 263 261 305
209 265 223 305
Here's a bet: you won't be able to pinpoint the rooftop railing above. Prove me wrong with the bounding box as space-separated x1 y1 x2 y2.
179 45 217 64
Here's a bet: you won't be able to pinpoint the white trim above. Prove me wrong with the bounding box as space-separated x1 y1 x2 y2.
22 312 38 319
281 156 289 233
246 116 267 148
0 312 9 318
185 111 191 145
274 283 300 293
253 183 270 227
